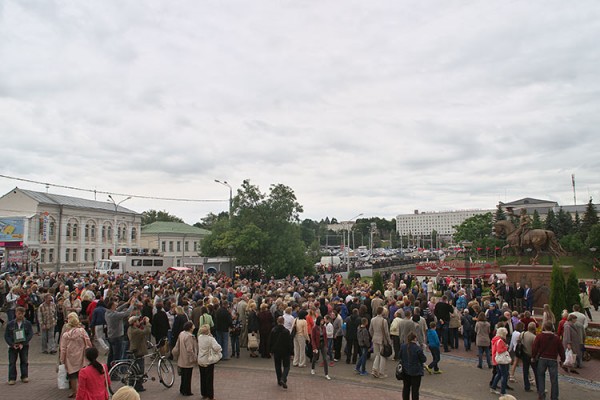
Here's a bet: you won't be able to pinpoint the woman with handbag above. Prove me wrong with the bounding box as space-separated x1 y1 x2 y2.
490 327 511 396
60 313 93 398
246 303 260 358
508 322 525 382
197 324 222 400
75 347 110 400
399 332 427 400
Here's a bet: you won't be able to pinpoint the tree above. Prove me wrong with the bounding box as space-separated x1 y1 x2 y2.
549 263 567 326
194 212 228 230
556 208 573 239
581 198 599 239
202 180 309 278
141 209 183 225
531 210 542 229
560 234 585 254
495 206 507 221
565 270 581 312
544 209 558 233
453 212 494 243
584 224 600 250
573 211 582 234
372 272 384 294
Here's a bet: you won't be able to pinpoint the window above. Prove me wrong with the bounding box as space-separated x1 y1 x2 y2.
193 241 198 251
85 224 90 239
84 249 89 261
66 223 71 238
107 226 112 241
102 226 106 240
65 249 70 262
176 259 181 267
49 249 54 263
177 241 181 252
91 249 95 262
72 224 78 238
91 224 96 239
161 241 166 252
49 221 55 239
101 249 106 259
184 241 189 252
72 248 78 262
41 249 46 263
169 241 173 252
131 227 137 241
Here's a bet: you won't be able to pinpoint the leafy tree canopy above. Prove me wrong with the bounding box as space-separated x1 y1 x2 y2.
141 209 183 226
453 212 494 243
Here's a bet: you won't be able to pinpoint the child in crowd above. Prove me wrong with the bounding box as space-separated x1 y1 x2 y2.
426 321 442 374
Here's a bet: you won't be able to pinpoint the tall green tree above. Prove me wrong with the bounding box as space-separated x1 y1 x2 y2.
544 209 558 233
495 206 507 221
453 212 494 243
201 180 309 278
531 210 542 229
141 209 184 225
372 272 384 294
194 212 228 230
584 224 600 250
556 208 573 238
549 263 567 326
581 198 599 239
565 270 582 312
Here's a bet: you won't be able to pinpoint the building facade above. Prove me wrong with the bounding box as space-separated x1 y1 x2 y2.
139 221 210 268
0 188 141 271
396 209 493 239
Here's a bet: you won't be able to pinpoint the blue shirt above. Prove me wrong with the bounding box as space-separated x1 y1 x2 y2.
427 328 440 348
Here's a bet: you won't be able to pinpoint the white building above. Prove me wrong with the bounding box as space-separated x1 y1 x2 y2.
0 187 141 271
396 209 493 238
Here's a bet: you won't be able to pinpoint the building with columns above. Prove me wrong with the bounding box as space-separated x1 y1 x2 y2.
0 187 141 271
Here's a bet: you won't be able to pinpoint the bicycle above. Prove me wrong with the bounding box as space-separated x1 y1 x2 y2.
108 338 175 394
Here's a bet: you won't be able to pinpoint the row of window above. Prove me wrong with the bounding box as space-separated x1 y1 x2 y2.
161 240 199 253
39 221 137 243
39 248 115 263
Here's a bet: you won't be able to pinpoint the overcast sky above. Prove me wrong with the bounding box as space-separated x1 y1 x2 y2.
1 1 599 224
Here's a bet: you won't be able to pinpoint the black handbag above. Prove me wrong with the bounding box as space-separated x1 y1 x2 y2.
381 343 393 357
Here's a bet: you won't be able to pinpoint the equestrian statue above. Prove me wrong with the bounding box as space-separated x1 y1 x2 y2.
493 208 565 265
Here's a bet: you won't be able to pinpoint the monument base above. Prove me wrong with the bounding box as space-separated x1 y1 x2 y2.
499 265 573 310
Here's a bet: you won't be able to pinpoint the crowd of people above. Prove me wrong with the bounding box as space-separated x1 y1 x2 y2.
1 268 599 400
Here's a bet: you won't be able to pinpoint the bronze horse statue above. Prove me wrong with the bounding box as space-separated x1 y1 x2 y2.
493 220 565 265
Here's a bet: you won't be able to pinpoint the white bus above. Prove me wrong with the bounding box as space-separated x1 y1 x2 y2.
95 255 173 274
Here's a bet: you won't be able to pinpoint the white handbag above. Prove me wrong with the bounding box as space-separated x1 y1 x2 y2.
57 364 69 390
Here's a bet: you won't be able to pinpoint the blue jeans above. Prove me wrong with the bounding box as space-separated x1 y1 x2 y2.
107 336 124 367
463 329 472 350
438 321 449 351
537 358 559 400
327 338 334 361
428 346 440 371
231 335 240 356
521 354 535 391
491 363 509 394
356 346 368 372
216 331 229 359
8 345 29 381
478 346 491 368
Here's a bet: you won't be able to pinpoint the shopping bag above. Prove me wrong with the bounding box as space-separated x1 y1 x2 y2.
57 364 69 390
248 333 259 350
563 348 576 368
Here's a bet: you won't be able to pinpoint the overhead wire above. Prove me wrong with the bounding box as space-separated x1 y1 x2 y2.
0 174 226 203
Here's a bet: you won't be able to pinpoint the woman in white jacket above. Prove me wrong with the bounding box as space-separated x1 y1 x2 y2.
197 324 222 400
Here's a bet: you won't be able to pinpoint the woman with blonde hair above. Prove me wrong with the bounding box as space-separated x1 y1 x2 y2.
246 302 259 358
197 324 222 400
111 386 140 400
60 313 92 398
542 304 556 329
490 327 510 396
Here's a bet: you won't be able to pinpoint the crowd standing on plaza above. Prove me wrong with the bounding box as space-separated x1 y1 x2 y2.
1 268 598 400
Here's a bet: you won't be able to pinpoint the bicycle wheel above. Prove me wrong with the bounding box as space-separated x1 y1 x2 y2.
158 357 175 388
108 361 138 395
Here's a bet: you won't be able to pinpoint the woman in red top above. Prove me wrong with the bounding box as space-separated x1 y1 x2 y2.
76 347 110 400
310 316 331 380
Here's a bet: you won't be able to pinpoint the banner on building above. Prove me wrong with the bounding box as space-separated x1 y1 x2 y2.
0 218 24 241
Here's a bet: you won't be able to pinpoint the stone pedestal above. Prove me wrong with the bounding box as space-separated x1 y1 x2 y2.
499 265 573 310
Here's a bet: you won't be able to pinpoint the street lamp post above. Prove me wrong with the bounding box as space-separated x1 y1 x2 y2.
107 195 131 258
462 240 473 283
214 179 233 220
345 213 363 273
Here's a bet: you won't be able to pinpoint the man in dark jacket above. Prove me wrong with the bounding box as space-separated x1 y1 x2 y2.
4 307 34 384
214 301 233 360
151 302 170 345
434 296 453 352
344 309 361 364
269 316 293 389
